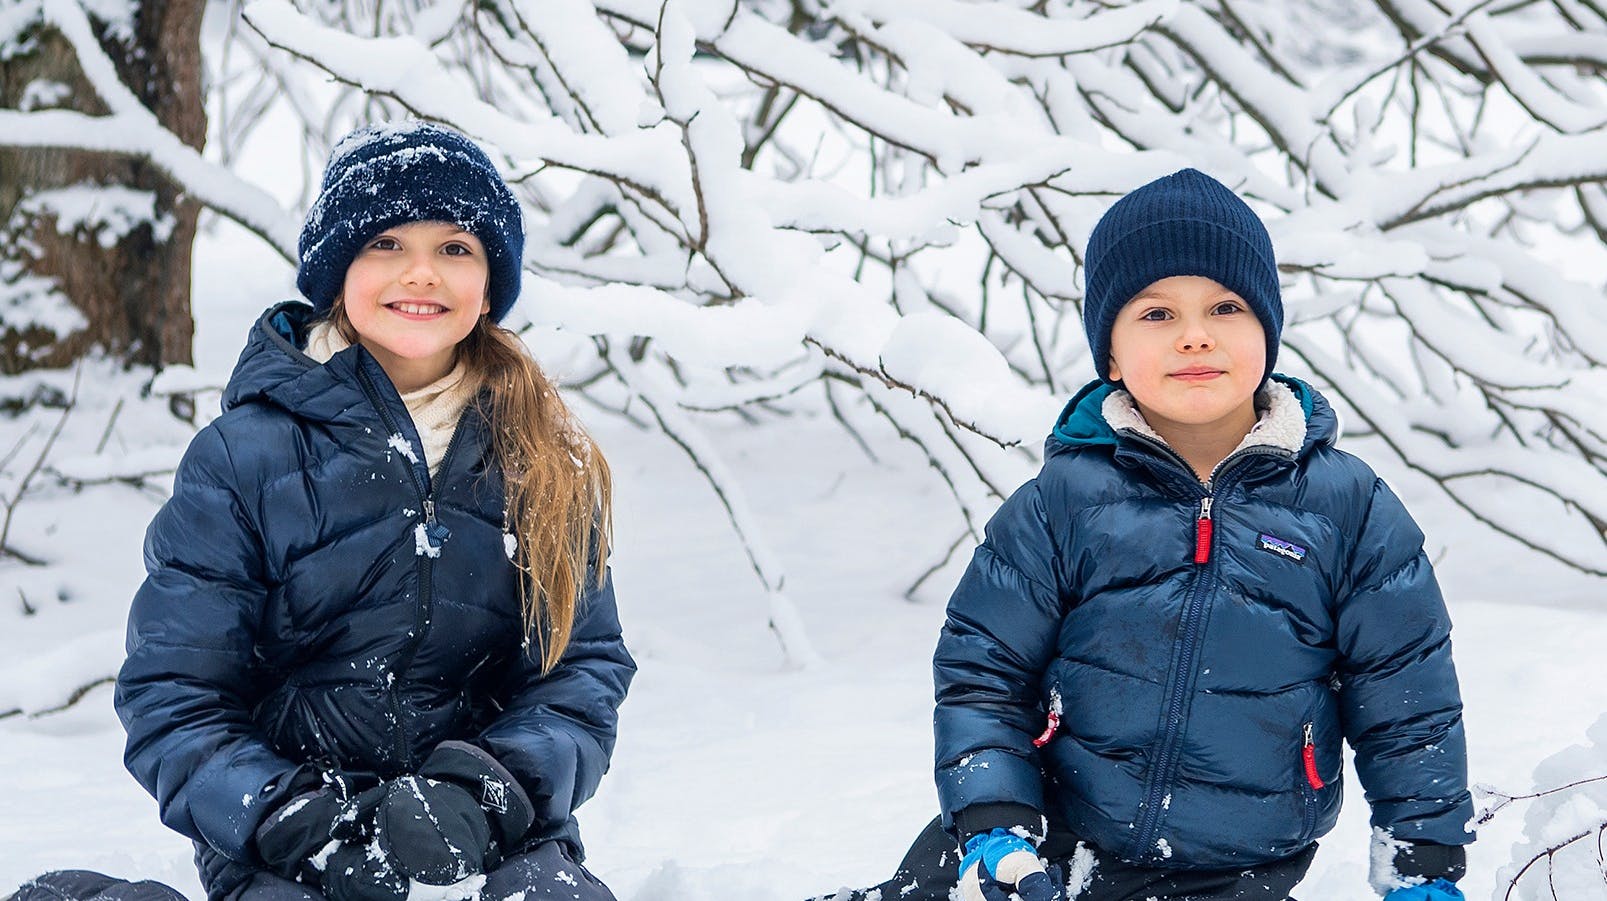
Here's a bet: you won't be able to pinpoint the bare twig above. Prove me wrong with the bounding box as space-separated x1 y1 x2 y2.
94 397 124 455
0 366 80 564
27 677 116 718
904 529 970 601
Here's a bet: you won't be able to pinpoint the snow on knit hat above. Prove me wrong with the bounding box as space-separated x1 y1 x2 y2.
1082 168 1282 384
297 121 525 323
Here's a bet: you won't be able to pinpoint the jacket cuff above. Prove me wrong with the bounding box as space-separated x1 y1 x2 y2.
937 748 1047 819
952 802 1046 845
1393 840 1467 883
419 740 537 847
187 746 304 864
272 765 326 802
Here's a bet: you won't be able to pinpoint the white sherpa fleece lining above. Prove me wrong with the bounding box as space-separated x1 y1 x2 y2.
1101 378 1307 461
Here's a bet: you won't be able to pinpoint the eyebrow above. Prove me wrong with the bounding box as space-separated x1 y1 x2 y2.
373 226 474 238
1134 288 1241 302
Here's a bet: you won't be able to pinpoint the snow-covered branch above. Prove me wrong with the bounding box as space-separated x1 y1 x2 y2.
0 0 300 257
1485 713 1607 899
0 108 299 257
14 0 1599 601
229 0 1607 580
603 343 823 669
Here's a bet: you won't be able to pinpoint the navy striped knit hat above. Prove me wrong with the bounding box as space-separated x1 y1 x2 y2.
297 121 525 323
1082 168 1282 384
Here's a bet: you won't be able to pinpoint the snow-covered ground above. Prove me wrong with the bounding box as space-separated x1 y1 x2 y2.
1 216 1603 899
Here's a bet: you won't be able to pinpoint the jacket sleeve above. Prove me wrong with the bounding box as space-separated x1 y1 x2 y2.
1335 477 1474 847
933 479 1065 833
477 565 635 837
114 426 304 863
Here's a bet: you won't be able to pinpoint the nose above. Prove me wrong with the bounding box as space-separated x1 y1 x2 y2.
1178 322 1214 353
400 252 440 288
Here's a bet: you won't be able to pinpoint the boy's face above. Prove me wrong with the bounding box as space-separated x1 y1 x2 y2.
341 220 491 391
1107 275 1265 436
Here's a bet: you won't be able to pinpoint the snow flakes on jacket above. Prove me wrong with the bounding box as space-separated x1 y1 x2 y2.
933 376 1472 869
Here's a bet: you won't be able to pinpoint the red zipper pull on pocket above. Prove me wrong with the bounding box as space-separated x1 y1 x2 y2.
1194 497 1214 565
1302 722 1325 790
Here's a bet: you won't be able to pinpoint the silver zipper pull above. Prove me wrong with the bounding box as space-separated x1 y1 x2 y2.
1303 722 1314 746
1200 497 1213 520
422 498 450 545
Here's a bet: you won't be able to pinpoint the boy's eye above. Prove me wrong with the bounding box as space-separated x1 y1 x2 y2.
1213 301 1244 315
369 236 400 251
1138 308 1171 321
441 242 473 256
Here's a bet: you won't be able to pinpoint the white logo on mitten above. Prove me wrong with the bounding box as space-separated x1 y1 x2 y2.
480 776 509 814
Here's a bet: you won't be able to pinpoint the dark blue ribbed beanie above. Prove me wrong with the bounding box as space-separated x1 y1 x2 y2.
1082 168 1282 384
297 121 525 323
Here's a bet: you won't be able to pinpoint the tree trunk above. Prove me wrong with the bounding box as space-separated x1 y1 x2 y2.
0 0 206 374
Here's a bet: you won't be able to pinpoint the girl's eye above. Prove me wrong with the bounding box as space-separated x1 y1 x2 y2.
368 236 401 251
1139 308 1171 322
1214 301 1244 315
442 242 473 256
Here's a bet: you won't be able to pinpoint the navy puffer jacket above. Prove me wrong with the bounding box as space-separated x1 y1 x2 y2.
934 377 1472 869
115 301 635 896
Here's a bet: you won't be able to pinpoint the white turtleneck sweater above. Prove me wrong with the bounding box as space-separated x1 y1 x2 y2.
304 321 479 476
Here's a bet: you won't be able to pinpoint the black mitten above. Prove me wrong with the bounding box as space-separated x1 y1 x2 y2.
375 775 493 885
255 776 383 880
321 840 409 901
416 741 536 850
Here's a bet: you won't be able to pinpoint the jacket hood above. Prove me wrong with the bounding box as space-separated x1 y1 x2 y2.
1047 374 1337 460
221 300 374 423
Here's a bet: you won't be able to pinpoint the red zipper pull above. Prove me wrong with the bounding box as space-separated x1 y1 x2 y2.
1302 722 1325 790
1032 710 1060 748
1033 688 1063 748
1194 497 1214 564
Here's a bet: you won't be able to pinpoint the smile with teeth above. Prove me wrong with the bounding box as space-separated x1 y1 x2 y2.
387 301 447 316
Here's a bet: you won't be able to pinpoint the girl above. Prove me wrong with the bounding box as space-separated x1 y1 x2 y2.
113 121 634 901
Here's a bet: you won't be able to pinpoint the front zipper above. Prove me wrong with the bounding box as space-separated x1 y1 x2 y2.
1121 434 1291 861
354 362 470 770
1127 510 1215 859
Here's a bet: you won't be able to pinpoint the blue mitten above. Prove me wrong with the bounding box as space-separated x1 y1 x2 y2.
1385 879 1464 901
957 828 1060 901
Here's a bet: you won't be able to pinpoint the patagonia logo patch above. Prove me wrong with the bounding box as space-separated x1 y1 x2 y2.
1256 533 1308 563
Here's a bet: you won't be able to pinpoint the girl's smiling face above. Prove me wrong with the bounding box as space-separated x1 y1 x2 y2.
340 220 490 392
1107 275 1266 441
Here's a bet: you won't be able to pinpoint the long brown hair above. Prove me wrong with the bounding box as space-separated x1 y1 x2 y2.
326 303 612 672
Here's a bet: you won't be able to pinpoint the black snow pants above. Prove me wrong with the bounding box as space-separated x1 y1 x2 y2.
8 871 187 901
221 841 617 901
11 843 615 901
812 816 1317 901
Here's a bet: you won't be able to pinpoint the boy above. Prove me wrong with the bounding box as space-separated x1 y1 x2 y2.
817 169 1472 901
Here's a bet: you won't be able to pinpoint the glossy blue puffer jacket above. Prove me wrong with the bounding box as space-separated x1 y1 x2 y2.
115 301 635 896
933 377 1472 869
